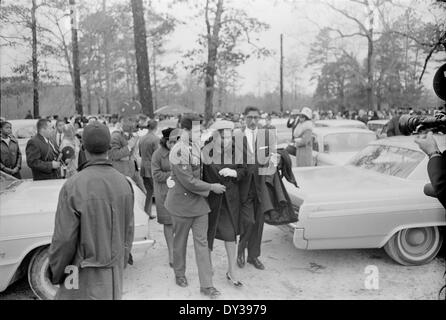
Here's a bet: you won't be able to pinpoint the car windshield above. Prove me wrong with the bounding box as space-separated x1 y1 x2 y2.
323 132 376 153
368 123 384 131
349 144 425 178
0 171 22 193
315 122 367 130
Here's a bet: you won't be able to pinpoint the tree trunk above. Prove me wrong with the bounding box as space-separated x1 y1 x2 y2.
204 0 224 125
103 0 111 114
31 0 39 118
366 2 374 111
131 0 154 117
70 0 83 115
152 44 158 110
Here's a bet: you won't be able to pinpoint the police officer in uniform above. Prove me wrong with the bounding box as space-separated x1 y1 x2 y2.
165 114 226 299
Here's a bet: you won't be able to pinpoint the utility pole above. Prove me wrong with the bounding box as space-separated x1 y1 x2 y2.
31 0 39 118
280 34 284 113
70 0 83 115
103 0 111 114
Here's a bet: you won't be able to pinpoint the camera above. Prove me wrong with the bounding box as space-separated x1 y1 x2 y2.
399 63 446 136
399 112 446 135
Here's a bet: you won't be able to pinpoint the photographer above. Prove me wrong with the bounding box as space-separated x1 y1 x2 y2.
415 131 446 299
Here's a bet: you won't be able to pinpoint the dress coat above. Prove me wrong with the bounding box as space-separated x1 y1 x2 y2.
202 141 247 250
151 145 172 225
25 133 60 180
293 120 314 167
48 159 134 300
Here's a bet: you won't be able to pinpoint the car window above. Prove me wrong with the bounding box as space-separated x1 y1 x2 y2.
349 145 425 178
0 171 22 193
323 133 376 153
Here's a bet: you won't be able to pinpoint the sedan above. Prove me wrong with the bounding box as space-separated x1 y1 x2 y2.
0 172 153 299
314 119 368 130
283 135 446 266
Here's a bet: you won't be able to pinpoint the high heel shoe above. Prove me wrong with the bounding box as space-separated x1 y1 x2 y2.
226 272 243 288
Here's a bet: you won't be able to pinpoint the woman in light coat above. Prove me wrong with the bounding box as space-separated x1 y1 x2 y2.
293 107 314 167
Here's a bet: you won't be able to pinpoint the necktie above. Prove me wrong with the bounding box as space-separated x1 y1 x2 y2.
58 133 62 147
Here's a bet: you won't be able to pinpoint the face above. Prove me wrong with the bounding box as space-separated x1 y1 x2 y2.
299 115 307 122
121 116 137 133
245 111 260 130
40 122 52 138
56 121 65 133
1 123 12 137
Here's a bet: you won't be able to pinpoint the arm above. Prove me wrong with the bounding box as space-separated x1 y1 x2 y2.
172 162 212 196
15 141 22 170
295 129 312 147
287 118 296 128
108 133 131 161
26 139 53 173
151 154 171 183
427 155 446 209
48 185 80 285
124 179 135 269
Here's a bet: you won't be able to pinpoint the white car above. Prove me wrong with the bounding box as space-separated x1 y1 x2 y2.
315 119 368 130
283 135 446 266
312 127 377 166
367 119 389 139
0 172 153 299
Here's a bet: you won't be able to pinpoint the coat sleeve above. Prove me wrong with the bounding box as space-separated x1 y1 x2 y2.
151 152 170 183
109 133 131 161
48 185 80 285
427 154 446 209
287 118 296 129
124 179 135 269
26 139 53 173
171 147 212 196
295 129 312 147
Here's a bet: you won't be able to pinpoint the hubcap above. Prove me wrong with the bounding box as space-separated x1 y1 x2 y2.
398 227 439 261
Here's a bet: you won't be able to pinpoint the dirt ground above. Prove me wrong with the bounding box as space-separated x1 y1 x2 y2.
1 211 445 300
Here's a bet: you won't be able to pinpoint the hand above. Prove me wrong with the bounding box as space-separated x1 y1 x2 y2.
11 167 19 174
414 132 440 156
218 168 237 178
211 183 226 194
166 176 175 188
270 153 280 167
52 161 61 169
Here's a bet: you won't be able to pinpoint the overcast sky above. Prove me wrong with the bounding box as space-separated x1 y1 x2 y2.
1 0 444 96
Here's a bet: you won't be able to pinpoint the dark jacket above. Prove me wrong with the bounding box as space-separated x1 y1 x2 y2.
25 133 59 181
427 153 446 209
0 136 22 178
202 142 247 250
151 145 172 225
48 159 134 300
277 149 298 187
140 132 160 178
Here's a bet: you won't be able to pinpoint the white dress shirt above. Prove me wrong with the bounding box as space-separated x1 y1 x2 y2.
245 128 258 154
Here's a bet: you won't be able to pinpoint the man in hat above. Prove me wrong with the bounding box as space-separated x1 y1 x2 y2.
48 121 134 300
165 114 226 299
139 119 160 220
109 114 145 192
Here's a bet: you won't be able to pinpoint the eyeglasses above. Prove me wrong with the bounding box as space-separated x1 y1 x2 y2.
246 116 260 120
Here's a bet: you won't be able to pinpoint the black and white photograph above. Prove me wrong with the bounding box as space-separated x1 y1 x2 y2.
0 0 445 305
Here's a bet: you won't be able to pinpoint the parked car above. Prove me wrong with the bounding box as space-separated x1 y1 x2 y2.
312 127 377 166
367 119 389 139
0 172 153 299
283 135 446 266
315 119 368 130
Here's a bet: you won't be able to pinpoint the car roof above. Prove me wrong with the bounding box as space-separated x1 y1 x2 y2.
369 134 446 152
367 120 389 125
315 119 367 127
313 126 375 135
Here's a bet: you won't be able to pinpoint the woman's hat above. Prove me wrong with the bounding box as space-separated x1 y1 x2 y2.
299 107 313 120
209 120 234 131
168 128 182 142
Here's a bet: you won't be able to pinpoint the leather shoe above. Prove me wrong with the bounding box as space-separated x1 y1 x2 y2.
237 251 245 268
200 287 221 299
175 276 188 287
247 257 265 270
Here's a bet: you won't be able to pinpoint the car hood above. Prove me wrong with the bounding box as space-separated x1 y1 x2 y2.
284 165 427 204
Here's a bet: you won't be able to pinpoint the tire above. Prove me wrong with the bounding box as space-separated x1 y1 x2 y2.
384 226 443 266
27 246 58 300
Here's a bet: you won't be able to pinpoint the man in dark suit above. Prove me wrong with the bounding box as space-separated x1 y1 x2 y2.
235 106 278 271
26 119 61 180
